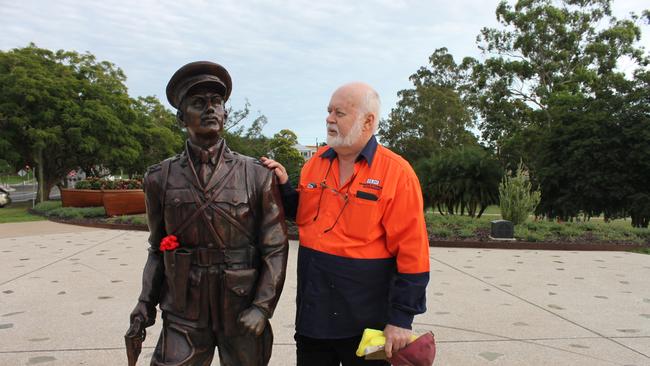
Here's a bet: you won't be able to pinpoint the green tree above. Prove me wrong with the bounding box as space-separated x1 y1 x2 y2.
379 48 478 163
0 44 142 201
468 0 649 225
119 96 184 177
415 145 502 218
222 100 271 158
269 129 303 186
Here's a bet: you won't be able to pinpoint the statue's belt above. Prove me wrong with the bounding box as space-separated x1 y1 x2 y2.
172 247 253 267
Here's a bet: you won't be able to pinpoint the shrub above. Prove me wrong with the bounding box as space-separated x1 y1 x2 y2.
426 211 650 244
75 177 142 190
416 146 502 218
499 163 541 225
33 201 62 214
46 206 106 219
108 215 147 225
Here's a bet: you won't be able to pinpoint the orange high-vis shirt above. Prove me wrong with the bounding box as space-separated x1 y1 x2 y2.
296 143 430 275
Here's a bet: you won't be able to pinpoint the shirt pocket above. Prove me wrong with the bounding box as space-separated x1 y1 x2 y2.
296 188 321 226
341 194 380 241
164 189 197 235
214 188 250 220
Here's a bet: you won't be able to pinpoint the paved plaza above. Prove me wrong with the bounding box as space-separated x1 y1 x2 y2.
0 222 649 365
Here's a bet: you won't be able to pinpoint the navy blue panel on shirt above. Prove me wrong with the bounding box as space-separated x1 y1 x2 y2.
388 272 430 328
295 246 396 339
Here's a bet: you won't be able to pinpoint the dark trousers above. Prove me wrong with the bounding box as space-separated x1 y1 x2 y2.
295 334 390 366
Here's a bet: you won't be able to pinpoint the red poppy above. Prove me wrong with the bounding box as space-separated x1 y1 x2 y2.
160 235 179 251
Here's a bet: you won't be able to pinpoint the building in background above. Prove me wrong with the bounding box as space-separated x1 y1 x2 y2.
293 144 318 161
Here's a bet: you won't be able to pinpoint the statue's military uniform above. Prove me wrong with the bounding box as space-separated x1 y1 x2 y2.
133 62 288 366
138 141 288 365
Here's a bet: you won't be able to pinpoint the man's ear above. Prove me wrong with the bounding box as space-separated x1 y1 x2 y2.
364 113 375 132
176 110 185 128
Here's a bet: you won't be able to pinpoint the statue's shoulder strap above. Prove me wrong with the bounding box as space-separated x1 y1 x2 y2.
244 157 257 222
160 158 172 211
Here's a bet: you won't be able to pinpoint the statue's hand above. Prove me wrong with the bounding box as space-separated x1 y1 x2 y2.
130 301 156 328
238 306 267 336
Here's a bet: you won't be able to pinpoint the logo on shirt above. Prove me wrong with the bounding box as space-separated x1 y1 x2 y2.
360 178 382 191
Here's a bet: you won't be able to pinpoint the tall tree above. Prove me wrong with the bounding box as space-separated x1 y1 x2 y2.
472 0 647 161
469 0 649 224
119 96 184 177
0 44 141 201
222 100 271 158
379 48 478 163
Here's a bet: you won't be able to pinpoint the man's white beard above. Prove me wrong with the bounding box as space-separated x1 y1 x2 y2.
326 118 363 148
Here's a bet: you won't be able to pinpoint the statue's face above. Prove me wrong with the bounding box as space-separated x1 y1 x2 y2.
181 86 226 143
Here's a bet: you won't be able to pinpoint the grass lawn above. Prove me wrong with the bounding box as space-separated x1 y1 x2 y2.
0 201 46 223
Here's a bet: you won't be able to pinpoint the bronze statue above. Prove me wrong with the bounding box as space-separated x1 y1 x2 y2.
127 61 289 366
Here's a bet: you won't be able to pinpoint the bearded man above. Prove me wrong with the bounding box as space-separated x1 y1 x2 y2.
262 82 430 366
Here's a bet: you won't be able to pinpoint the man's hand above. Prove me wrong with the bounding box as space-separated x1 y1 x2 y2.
238 306 267 336
383 324 412 358
130 301 156 327
260 157 289 185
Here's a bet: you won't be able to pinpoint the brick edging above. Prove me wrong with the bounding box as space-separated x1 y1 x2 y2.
429 240 649 251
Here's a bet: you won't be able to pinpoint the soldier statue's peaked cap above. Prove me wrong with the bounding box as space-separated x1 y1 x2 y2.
166 61 232 109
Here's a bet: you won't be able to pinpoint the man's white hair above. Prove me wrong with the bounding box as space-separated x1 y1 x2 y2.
359 87 381 134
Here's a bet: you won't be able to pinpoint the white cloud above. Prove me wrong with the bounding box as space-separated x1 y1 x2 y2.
1 0 648 145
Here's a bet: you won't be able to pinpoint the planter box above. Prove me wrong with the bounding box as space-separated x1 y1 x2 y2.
60 188 104 207
60 188 146 217
102 189 146 217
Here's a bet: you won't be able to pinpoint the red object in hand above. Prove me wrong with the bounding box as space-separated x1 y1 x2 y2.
160 235 179 251
387 332 436 366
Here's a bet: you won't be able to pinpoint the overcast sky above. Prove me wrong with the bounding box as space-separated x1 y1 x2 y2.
1 0 648 145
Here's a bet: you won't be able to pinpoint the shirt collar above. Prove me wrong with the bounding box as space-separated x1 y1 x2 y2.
320 135 378 167
186 139 221 166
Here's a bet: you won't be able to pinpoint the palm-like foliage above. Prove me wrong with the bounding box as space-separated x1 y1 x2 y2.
416 146 502 218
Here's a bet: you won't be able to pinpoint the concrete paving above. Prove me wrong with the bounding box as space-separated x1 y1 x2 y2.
0 222 649 365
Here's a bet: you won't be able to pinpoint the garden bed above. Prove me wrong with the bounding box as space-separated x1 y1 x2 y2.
28 202 650 252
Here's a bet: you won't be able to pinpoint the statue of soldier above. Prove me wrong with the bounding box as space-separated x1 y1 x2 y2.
127 61 289 366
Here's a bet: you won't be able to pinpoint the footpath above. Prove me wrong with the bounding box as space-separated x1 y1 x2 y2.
0 222 649 365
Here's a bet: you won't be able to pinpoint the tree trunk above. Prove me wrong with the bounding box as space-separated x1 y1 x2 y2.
33 147 46 203
477 205 487 219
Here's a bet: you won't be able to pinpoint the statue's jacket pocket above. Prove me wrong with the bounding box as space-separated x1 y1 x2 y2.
222 268 258 336
161 249 202 320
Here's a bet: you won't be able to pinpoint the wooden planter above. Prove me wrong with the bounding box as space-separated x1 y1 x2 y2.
102 189 146 217
60 188 104 207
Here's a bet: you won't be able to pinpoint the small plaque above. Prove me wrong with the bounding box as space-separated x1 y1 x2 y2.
491 220 514 239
